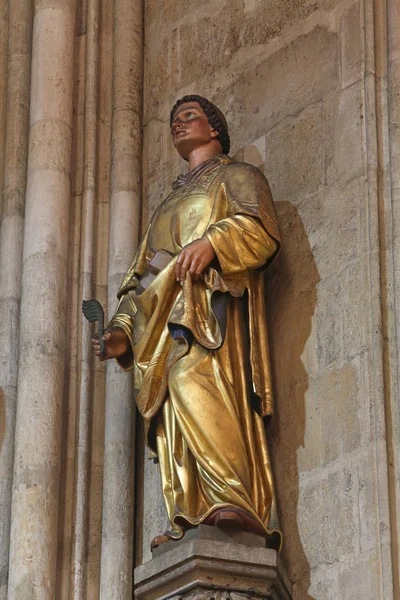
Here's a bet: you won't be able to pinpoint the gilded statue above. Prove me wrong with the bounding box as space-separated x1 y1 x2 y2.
91 95 282 551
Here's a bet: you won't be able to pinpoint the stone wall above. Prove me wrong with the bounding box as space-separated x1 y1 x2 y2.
140 1 400 599
0 0 399 599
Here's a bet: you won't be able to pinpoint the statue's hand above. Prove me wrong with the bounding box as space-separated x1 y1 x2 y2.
175 237 215 284
91 326 130 362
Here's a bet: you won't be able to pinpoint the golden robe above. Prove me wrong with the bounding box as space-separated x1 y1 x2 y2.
109 155 282 544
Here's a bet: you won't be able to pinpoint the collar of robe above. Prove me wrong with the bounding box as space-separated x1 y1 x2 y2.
172 154 233 190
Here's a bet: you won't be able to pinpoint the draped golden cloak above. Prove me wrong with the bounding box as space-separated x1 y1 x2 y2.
109 156 282 542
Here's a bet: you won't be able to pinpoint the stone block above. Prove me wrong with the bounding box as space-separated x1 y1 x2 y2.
341 259 368 359
134 538 292 599
145 0 221 37
297 358 362 472
296 192 324 245
297 466 360 570
310 178 361 281
24 170 70 260
356 457 380 555
230 25 339 148
241 0 319 46
9 469 59 597
108 189 139 276
243 135 265 171
314 274 343 369
328 83 363 184
266 103 323 202
178 3 242 86
341 2 362 88
308 564 340 600
29 120 72 174
111 109 141 193
145 0 240 119
30 5 75 126
339 552 381 600
18 253 67 353
1 184 26 220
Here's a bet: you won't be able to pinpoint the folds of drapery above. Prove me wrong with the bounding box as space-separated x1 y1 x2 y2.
108 159 281 425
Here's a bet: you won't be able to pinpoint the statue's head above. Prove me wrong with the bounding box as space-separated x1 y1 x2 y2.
170 95 230 160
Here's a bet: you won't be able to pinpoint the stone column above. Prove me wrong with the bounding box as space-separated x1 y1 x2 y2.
0 0 8 214
69 0 100 597
387 0 400 592
0 1 33 598
7 1 76 598
99 0 143 598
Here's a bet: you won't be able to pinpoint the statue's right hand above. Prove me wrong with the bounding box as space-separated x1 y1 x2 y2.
91 326 130 362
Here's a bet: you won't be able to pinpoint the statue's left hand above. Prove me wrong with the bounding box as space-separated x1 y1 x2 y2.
175 237 215 284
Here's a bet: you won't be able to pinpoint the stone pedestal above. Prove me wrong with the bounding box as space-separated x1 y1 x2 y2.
134 526 292 600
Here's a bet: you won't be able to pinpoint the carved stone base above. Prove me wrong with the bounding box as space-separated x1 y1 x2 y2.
134 526 292 600
169 590 266 599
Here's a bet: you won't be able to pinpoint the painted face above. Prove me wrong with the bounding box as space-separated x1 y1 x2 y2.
171 102 219 159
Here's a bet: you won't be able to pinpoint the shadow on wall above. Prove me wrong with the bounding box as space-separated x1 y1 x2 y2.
266 201 319 600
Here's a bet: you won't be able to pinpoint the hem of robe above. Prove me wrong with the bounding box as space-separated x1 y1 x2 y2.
166 503 282 551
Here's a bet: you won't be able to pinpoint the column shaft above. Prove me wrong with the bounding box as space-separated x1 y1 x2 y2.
70 0 100 597
7 1 76 598
100 0 143 598
0 0 8 219
387 0 400 593
0 1 33 598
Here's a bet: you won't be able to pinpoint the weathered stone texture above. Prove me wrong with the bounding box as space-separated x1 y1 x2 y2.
297 359 362 472
241 0 320 46
265 103 324 202
340 2 362 88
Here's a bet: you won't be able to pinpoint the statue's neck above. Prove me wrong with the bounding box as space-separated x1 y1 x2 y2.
187 143 222 172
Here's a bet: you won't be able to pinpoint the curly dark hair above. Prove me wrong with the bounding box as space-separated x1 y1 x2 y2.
170 94 230 155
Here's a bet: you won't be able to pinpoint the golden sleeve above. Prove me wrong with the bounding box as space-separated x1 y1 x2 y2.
204 214 277 274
